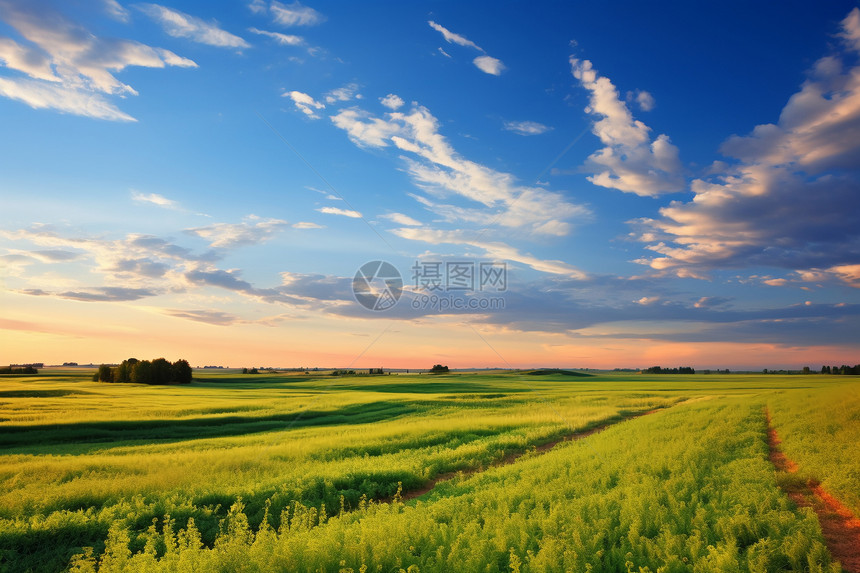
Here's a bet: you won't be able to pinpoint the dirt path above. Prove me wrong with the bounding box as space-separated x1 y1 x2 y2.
397 408 662 503
765 408 860 573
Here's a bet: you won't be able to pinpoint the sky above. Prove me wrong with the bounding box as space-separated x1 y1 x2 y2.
1 0 860 370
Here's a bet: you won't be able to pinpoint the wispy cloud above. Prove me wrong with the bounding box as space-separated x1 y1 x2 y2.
102 0 130 22
570 57 682 196
283 90 325 118
248 27 303 46
428 21 482 50
185 216 289 249
270 1 325 27
427 20 505 76
131 190 179 209
503 120 551 136
317 206 362 218
292 221 324 229
330 102 588 236
324 82 361 104
23 286 158 302
137 4 250 49
0 0 196 121
379 212 421 226
391 227 588 279
163 309 242 325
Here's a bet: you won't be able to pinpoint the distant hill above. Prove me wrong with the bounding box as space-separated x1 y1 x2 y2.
520 369 593 377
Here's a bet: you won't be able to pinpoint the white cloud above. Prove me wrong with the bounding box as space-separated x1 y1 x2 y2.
627 89 655 112
427 20 505 76
292 221 324 229
330 107 401 146
185 216 289 248
330 103 588 236
473 55 504 76
504 120 551 136
270 1 325 27
380 93 404 110
283 90 325 118
0 0 197 120
137 4 250 49
324 83 361 104
317 206 362 218
0 37 58 82
634 8 860 281
391 227 588 279
248 0 267 15
0 77 135 121
635 296 660 305
428 21 481 50
571 57 682 196
379 212 421 226
102 0 130 22
131 190 179 209
248 27 303 46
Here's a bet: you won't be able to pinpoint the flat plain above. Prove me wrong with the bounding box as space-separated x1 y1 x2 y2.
0 369 857 572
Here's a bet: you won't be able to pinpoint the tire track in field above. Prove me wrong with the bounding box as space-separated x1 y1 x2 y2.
765 408 860 573
396 407 664 503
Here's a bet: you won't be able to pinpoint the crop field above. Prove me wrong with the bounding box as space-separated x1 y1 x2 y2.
0 370 857 572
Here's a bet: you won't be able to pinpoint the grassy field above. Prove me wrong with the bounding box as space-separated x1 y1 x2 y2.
0 369 856 572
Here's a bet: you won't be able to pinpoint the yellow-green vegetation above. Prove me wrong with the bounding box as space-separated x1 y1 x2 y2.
0 370 854 571
767 380 860 514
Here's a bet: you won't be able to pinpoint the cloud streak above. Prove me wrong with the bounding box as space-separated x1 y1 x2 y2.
137 4 250 49
427 20 505 76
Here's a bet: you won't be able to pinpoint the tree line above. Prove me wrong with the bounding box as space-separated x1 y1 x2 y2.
0 365 39 374
641 366 695 374
819 364 860 375
94 358 192 384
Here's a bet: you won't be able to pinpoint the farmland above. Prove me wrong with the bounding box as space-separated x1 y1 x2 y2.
0 370 857 572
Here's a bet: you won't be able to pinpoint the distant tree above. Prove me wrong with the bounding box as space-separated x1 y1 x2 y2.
97 364 113 382
802 366 811 374
115 358 138 383
171 359 192 384
430 364 449 373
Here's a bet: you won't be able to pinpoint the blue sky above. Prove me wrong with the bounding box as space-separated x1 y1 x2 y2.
1 0 859 369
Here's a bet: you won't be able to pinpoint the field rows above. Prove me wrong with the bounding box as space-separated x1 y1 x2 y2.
0 372 857 571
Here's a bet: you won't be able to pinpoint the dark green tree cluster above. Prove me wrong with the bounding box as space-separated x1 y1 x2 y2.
642 366 695 374
241 367 259 374
0 365 38 374
94 358 192 384
821 364 860 375
430 364 449 373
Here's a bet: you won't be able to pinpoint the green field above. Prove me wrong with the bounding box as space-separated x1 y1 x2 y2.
0 370 856 572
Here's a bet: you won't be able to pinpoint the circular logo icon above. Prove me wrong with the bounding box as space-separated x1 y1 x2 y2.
352 260 402 311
